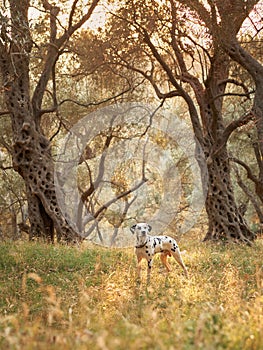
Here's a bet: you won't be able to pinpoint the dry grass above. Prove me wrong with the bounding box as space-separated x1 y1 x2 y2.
1 230 263 350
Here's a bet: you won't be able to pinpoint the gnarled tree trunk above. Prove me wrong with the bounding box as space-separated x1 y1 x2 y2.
199 46 255 243
2 58 78 242
204 145 255 243
0 0 100 242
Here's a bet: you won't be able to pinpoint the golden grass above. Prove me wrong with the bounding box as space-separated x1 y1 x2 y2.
0 231 263 350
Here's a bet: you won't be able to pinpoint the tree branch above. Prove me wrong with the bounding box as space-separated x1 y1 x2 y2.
58 86 131 108
88 177 148 224
223 111 255 141
0 110 10 116
140 27 204 145
32 0 101 121
210 111 255 158
63 0 100 38
213 90 255 101
223 38 263 84
233 164 263 223
231 156 258 184
68 0 79 29
218 78 250 94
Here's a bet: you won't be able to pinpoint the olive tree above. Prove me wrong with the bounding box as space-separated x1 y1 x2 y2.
96 0 260 242
0 0 100 241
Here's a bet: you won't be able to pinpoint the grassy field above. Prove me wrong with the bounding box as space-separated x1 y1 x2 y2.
0 230 263 350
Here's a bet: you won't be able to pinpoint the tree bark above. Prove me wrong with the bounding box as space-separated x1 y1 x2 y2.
203 146 255 243
3 71 78 242
200 50 254 243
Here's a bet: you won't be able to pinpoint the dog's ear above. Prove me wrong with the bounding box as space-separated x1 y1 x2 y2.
130 224 137 234
147 224 152 232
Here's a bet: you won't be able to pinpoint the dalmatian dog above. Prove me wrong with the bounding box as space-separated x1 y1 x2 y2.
130 223 188 282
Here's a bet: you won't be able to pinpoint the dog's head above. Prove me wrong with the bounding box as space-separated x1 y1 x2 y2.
130 222 152 235
130 223 152 245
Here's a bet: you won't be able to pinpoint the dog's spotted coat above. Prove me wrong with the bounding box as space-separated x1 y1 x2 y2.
131 223 188 282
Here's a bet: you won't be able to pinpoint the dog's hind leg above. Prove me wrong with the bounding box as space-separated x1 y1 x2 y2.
160 252 172 272
171 249 188 278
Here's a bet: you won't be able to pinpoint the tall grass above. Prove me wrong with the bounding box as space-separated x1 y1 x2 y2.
0 232 263 350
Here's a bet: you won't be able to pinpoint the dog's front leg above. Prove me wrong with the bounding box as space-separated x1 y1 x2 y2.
147 258 153 284
137 256 143 280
